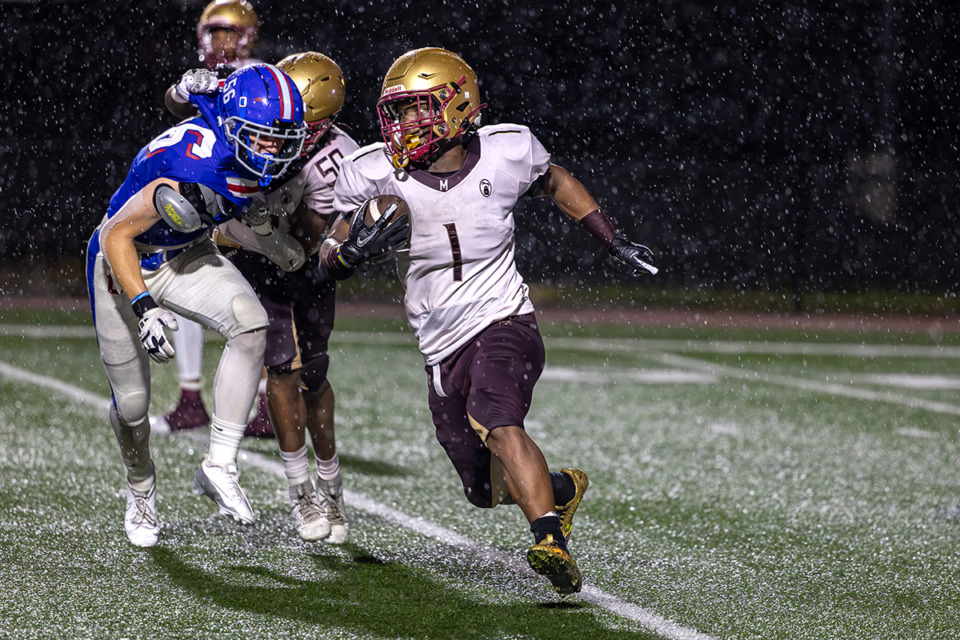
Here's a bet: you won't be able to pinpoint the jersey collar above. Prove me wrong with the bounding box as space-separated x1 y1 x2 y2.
406 134 482 192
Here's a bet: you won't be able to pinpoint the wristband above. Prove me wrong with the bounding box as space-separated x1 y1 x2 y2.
578 209 617 246
334 245 355 269
131 292 159 319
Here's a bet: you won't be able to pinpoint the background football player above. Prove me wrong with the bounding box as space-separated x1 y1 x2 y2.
197 0 262 70
211 52 360 544
155 0 273 438
87 64 307 548
324 47 657 595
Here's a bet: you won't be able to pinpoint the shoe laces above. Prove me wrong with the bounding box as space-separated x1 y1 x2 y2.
130 492 157 528
294 490 325 523
210 462 245 502
321 493 344 523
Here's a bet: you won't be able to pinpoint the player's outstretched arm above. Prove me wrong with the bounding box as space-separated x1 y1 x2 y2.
100 178 172 301
538 164 658 275
164 68 219 120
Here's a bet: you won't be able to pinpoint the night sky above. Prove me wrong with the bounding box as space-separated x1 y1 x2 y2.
3 1 959 296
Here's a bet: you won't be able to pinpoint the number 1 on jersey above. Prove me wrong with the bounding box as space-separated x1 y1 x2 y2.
444 223 463 281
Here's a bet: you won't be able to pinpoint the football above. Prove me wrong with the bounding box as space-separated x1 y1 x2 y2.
362 194 410 227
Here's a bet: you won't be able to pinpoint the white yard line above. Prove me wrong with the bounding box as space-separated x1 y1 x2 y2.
0 359 717 640
650 351 960 417
7 324 960 359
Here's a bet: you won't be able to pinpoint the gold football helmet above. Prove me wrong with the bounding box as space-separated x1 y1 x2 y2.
277 52 346 154
197 0 260 67
377 47 484 168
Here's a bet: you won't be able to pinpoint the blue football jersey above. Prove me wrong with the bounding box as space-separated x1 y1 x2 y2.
104 99 259 250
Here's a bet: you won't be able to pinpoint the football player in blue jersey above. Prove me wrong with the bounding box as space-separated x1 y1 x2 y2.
154 0 271 438
86 64 306 548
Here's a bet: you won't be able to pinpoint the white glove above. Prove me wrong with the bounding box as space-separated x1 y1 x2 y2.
243 202 273 235
173 69 220 103
254 228 307 271
134 296 179 364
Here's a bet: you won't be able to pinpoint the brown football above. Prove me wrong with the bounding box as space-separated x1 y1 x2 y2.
364 194 410 227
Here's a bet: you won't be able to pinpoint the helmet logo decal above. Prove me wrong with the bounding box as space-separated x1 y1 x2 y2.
479 179 492 197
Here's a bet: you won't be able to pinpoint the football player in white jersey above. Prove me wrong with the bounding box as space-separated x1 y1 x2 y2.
325 48 657 596
154 0 271 438
213 52 360 543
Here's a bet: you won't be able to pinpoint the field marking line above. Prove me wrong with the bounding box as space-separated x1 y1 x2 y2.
7 324 960 359
0 358 718 640
650 351 960 417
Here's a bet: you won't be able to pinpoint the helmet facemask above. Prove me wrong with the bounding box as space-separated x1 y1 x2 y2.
301 117 335 156
223 116 305 179
200 27 246 68
377 76 481 169
219 64 307 183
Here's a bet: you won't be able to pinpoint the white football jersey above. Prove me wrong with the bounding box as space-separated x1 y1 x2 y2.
333 124 551 364
218 125 359 252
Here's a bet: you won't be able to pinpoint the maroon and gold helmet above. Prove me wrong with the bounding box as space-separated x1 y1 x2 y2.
377 47 484 169
197 0 260 67
276 52 346 155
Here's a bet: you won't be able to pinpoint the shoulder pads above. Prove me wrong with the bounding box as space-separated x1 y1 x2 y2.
348 143 395 182
480 124 534 162
153 183 203 232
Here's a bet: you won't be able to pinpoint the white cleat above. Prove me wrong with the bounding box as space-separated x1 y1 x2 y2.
317 476 349 544
192 459 256 524
125 481 159 548
148 414 171 435
290 481 331 542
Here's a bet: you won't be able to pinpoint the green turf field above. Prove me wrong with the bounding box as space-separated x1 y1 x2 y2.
2 307 959 639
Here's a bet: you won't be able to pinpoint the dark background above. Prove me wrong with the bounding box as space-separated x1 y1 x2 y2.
2 1 959 303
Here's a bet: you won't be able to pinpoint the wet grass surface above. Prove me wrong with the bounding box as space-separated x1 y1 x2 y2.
2 308 960 639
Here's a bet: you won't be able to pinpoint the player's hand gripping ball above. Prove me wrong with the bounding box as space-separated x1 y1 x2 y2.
337 195 411 266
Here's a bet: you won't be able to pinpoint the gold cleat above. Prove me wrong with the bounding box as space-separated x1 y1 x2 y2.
526 534 583 595
555 468 589 542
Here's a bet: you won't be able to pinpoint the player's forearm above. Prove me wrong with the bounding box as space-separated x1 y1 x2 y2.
100 181 168 300
165 86 200 120
289 203 328 256
102 233 148 300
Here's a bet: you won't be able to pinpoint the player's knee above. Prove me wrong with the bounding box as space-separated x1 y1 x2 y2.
464 485 493 509
299 353 330 392
226 293 268 337
115 389 149 424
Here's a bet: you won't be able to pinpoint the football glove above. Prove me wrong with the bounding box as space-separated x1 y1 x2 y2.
173 68 219 103
609 231 658 275
335 202 410 268
132 294 179 364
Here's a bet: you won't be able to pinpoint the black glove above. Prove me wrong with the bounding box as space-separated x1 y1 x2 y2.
336 201 410 267
609 231 658 275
